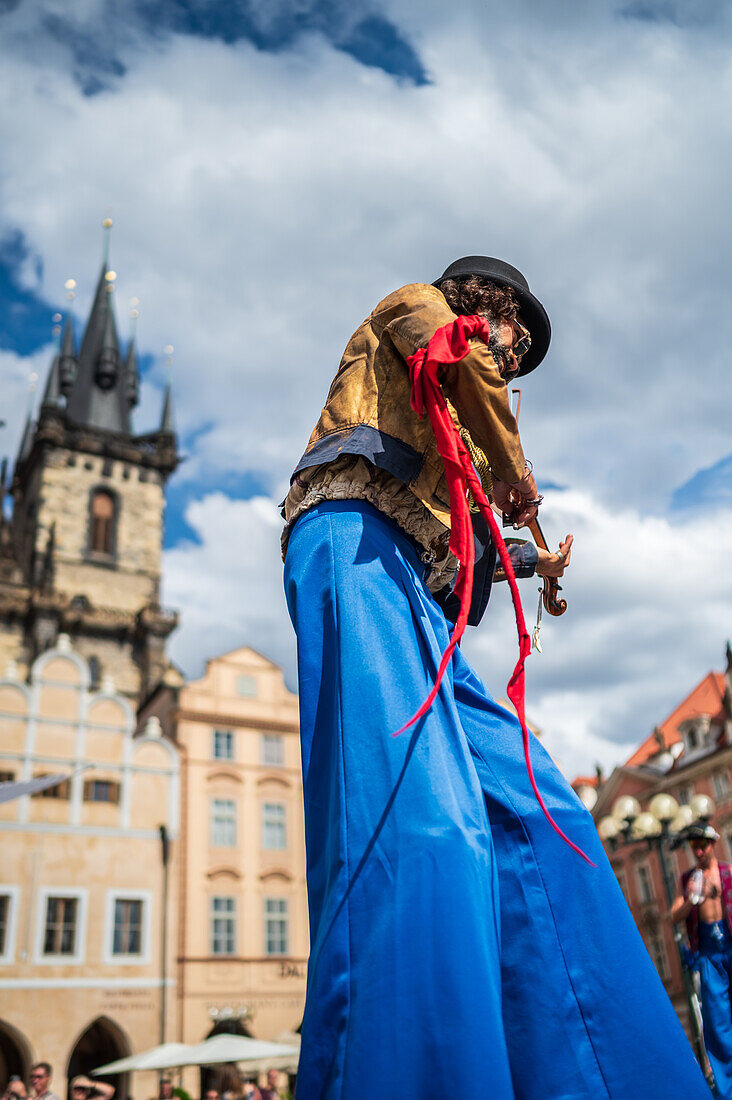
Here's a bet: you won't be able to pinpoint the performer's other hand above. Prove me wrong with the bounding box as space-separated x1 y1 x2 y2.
536 534 573 578
493 470 540 528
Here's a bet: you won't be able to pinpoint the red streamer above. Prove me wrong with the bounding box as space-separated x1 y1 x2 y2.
394 314 594 866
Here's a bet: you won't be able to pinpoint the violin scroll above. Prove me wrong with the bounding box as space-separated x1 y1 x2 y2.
529 518 568 618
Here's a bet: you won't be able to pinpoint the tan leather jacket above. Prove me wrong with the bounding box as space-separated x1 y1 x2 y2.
290 282 526 529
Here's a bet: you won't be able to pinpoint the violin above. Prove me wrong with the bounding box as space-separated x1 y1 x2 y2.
529 518 567 617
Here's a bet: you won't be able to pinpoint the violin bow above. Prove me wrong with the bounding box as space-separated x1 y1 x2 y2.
510 388 567 623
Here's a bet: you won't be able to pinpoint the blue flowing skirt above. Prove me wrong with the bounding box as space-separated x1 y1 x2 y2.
284 500 710 1099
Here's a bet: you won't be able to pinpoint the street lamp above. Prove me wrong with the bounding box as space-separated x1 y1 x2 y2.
600 793 716 1083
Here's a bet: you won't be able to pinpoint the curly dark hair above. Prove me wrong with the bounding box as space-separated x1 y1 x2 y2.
438 275 520 322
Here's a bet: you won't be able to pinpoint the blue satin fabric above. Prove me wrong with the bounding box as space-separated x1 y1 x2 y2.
284 501 710 1099
698 921 732 1097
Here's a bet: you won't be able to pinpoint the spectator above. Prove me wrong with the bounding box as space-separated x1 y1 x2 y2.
157 1082 173 1100
3 1077 26 1100
259 1073 281 1100
70 1078 114 1100
241 1085 261 1100
204 1090 219 1100
29 1065 59 1100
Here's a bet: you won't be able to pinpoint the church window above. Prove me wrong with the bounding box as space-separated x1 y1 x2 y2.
41 894 80 957
262 802 286 850
213 729 234 761
264 898 289 955
211 798 236 847
262 734 284 767
112 898 143 956
89 490 116 556
211 896 236 955
83 779 120 804
32 774 70 799
102 458 113 477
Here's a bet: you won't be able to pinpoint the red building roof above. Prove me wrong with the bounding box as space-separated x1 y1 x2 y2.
625 672 726 767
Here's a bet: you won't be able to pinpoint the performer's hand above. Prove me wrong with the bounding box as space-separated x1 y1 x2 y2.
493 470 541 528
536 534 573 578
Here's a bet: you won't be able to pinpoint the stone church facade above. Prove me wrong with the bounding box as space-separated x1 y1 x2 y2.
0 260 179 702
0 252 181 1096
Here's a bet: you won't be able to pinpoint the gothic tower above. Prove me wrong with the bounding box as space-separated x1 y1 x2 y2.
0 258 179 704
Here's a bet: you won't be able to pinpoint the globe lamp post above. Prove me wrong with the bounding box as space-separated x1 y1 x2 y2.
597 792 716 1080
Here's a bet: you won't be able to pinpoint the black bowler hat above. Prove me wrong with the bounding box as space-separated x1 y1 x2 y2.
433 256 551 376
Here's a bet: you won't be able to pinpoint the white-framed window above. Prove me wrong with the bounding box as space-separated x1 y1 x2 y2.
262 802 286 850
713 771 731 801
637 864 654 904
0 886 20 965
211 798 237 848
262 734 284 767
211 896 236 956
213 729 234 761
103 889 153 965
264 898 289 956
646 932 671 982
237 675 257 698
34 887 88 965
83 778 120 804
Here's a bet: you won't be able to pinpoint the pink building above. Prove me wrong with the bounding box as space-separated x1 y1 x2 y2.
579 650 732 1038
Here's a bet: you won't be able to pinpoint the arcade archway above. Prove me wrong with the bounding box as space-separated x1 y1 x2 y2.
67 1017 130 1100
0 1018 32 1093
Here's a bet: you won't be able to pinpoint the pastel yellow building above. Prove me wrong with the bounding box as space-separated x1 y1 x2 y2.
0 635 179 1094
143 644 307 1082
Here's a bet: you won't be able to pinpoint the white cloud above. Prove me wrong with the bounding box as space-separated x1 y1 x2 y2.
1 0 731 777
163 484 731 781
163 492 296 680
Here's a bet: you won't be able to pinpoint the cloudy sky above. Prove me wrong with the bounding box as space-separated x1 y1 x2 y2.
1 0 730 778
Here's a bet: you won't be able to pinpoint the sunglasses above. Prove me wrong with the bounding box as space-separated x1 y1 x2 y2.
511 321 531 363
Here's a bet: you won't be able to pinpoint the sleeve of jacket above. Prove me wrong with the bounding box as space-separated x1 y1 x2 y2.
381 287 526 484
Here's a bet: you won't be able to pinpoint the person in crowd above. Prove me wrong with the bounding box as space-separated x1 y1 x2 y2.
3 1077 26 1100
258 1072 280 1100
29 1065 59 1100
70 1077 114 1100
241 1083 261 1100
204 1089 220 1100
672 822 732 1097
157 1081 173 1100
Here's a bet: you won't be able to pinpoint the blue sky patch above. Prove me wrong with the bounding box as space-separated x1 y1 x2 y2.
339 15 428 85
0 231 55 354
0 1 428 90
671 452 732 512
164 468 272 547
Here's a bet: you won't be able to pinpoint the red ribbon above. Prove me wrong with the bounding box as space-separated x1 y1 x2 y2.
395 314 593 866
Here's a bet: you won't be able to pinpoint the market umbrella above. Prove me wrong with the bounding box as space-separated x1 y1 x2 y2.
182 1034 299 1067
92 1043 193 1075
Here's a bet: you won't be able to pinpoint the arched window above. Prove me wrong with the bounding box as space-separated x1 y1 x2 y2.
89 490 116 556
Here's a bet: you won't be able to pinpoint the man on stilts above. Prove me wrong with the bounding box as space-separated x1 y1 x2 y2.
673 823 732 1096
282 256 711 1098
